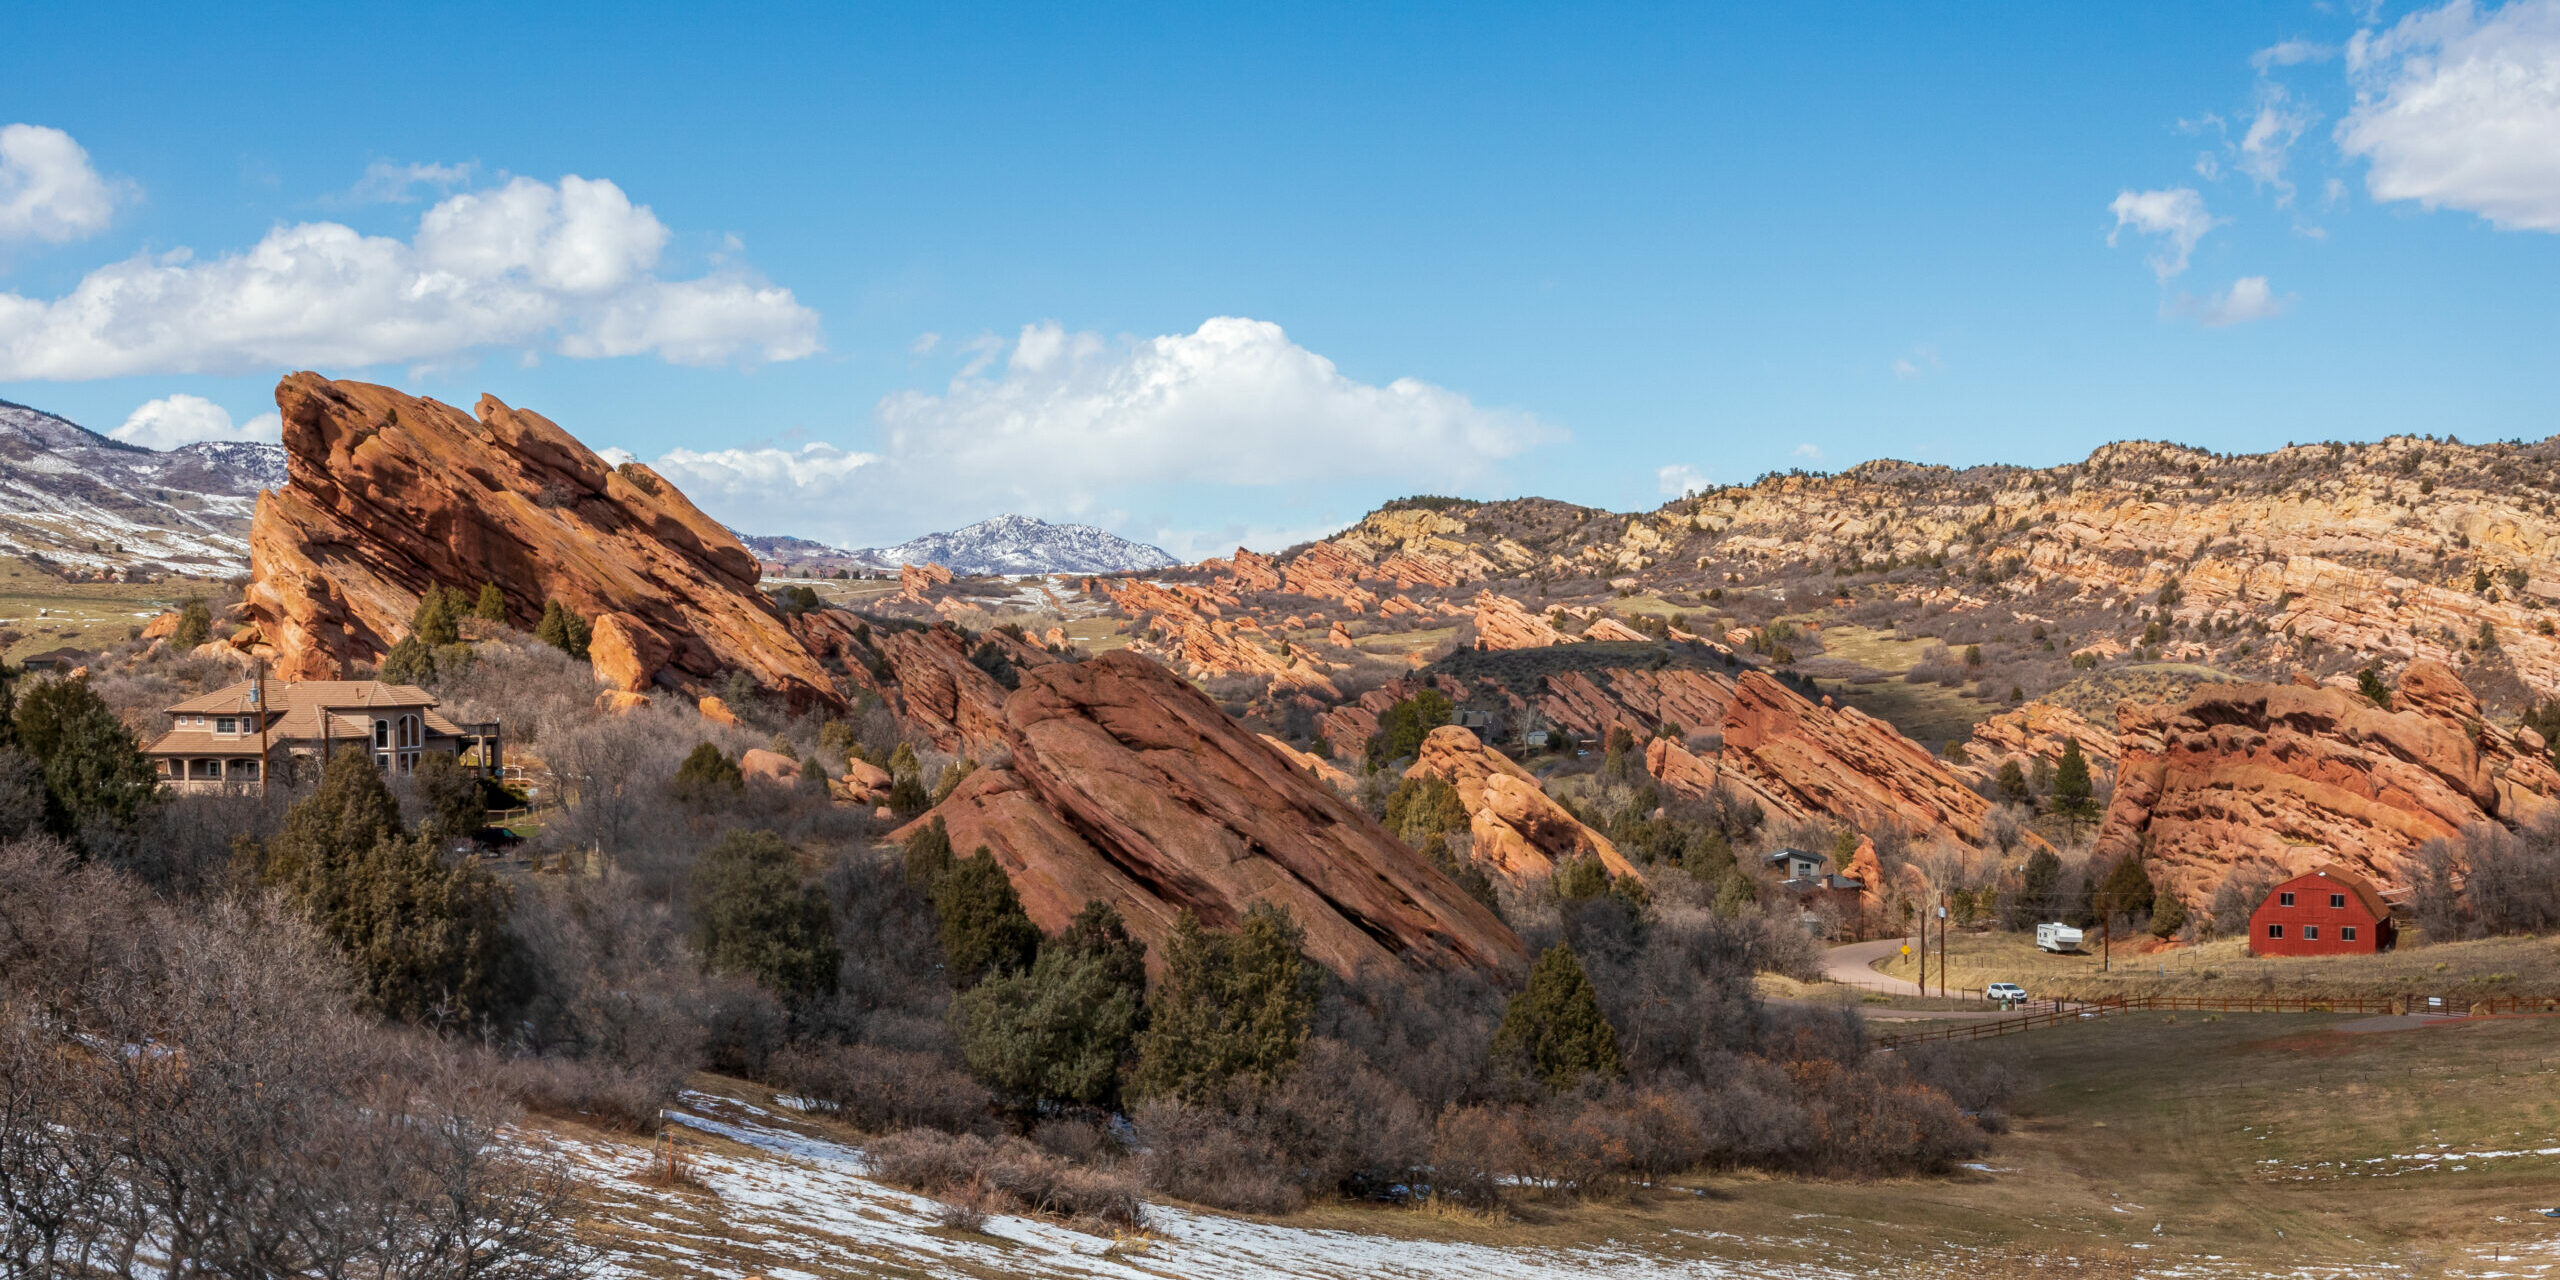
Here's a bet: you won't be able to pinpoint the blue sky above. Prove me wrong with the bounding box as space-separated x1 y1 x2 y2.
3 1 2555 556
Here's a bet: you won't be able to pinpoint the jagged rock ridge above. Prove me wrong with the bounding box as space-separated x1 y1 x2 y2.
852 514 1178 576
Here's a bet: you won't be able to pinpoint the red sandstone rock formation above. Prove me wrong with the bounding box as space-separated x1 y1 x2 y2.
240 374 838 706
899 562 954 601
905 652 1524 980
1581 615 1652 643
2094 660 2560 907
1407 726 1641 885
876 625 1013 757
1473 591 1571 650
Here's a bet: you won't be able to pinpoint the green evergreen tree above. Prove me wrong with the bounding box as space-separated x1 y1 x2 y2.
2099 854 2158 925
2150 887 2189 939
672 742 744 804
950 901 1148 1111
172 597 212 649
1682 828 1735 882
2054 738 2094 820
264 749 523 1024
411 588 461 647
2357 664 2394 710
690 828 841 998
1421 833 1501 917
473 582 508 622
534 600 591 659
11 676 158 842
903 815 956 888
1491 943 1623 1090
1131 904 1316 1102
1383 774 1466 844
377 635 437 686
2007 848 2063 928
411 750 487 843
1364 689 1454 770
931 847 1042 987
1996 759 2030 804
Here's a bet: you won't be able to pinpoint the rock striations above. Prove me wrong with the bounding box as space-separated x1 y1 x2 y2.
2095 660 2560 908
1406 725 1641 885
907 652 1525 981
239 374 839 705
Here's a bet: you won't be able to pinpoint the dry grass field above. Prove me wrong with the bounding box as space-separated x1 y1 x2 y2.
1872 927 2560 1005
0 557 209 663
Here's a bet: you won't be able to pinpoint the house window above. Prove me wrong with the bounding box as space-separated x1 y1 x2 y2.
2266 923 2285 938
375 752 391 771
399 713 422 750
2341 926 2358 942
236 759 259 781
216 716 238 734
2329 893 2346 909
2278 892 2296 907
374 719 390 750
2303 925 2319 940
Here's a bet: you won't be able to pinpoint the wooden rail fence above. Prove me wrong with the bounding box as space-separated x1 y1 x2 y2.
1874 992 2560 1049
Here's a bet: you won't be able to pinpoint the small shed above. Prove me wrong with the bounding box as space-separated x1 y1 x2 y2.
17 646 89 674
2247 868 2395 957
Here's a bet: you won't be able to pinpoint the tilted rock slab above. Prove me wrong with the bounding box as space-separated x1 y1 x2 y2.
242 374 838 706
909 651 1525 981
1406 726 1642 885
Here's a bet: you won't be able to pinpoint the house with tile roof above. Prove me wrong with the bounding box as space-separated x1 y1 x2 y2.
142 673 501 794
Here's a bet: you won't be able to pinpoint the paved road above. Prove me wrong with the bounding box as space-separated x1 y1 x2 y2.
1822 938 1927 996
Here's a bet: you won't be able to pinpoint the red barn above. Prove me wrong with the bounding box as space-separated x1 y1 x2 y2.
2247 868 2395 957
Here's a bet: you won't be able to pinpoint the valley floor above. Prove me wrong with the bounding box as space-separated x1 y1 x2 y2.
548 1010 2560 1279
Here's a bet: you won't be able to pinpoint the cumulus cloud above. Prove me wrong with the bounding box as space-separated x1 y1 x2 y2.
2338 0 2560 231
1657 464 1709 496
647 316 1557 545
2252 38 2336 70
0 172 820 379
2108 187 2220 278
108 394 282 449
1792 443 1825 463
2185 276 2292 326
2235 86 2318 204
0 123 123 245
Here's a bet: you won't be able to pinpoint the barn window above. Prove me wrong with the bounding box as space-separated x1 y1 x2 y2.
2329 893 2345 909
2266 924 2284 938
2340 926 2358 942
2278 892 2295 907
2302 925 2318 940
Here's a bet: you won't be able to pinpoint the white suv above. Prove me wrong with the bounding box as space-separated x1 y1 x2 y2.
1984 982 2028 1005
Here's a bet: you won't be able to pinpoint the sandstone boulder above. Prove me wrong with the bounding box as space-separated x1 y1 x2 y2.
594 690 651 715
698 696 741 727
739 749 800 786
843 757 893 793
587 611 669 693
1408 726 1641 885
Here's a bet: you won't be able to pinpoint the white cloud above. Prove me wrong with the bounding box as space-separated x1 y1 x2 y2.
0 123 123 245
1890 344 1942 379
2340 0 2560 231
1792 443 1825 462
2252 38 2337 70
2108 187 2220 278
108 394 282 449
2191 275 2292 326
0 172 820 379
648 316 1557 545
2236 86 2318 204
1657 464 1709 496
344 160 477 205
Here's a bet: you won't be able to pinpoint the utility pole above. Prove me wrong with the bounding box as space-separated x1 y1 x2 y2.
1938 900 1948 997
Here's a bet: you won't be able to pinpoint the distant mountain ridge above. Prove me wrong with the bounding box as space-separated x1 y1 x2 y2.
0 399 284 578
742 515 1179 576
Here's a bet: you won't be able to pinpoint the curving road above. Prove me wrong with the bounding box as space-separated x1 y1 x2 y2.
1822 937 1930 997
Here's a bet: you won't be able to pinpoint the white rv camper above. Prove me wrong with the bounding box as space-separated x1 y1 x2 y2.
2036 922 2084 953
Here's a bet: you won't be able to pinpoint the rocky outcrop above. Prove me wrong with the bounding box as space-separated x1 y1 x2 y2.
1581 615 1652 643
1407 726 1641 885
1260 734 1358 795
2095 660 2560 907
1473 591 1571 650
1959 700 2117 786
587 612 670 694
907 652 1524 980
240 374 839 706
876 625 1012 757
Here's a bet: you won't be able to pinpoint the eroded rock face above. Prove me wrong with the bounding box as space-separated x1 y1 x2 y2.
1473 591 1571 650
241 374 838 706
1407 726 1641 885
910 652 1525 980
2094 660 2560 906
875 625 1013 757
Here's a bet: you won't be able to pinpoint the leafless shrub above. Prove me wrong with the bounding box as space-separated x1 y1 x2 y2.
1130 1099 1304 1214
770 1043 993 1135
868 1129 1147 1231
